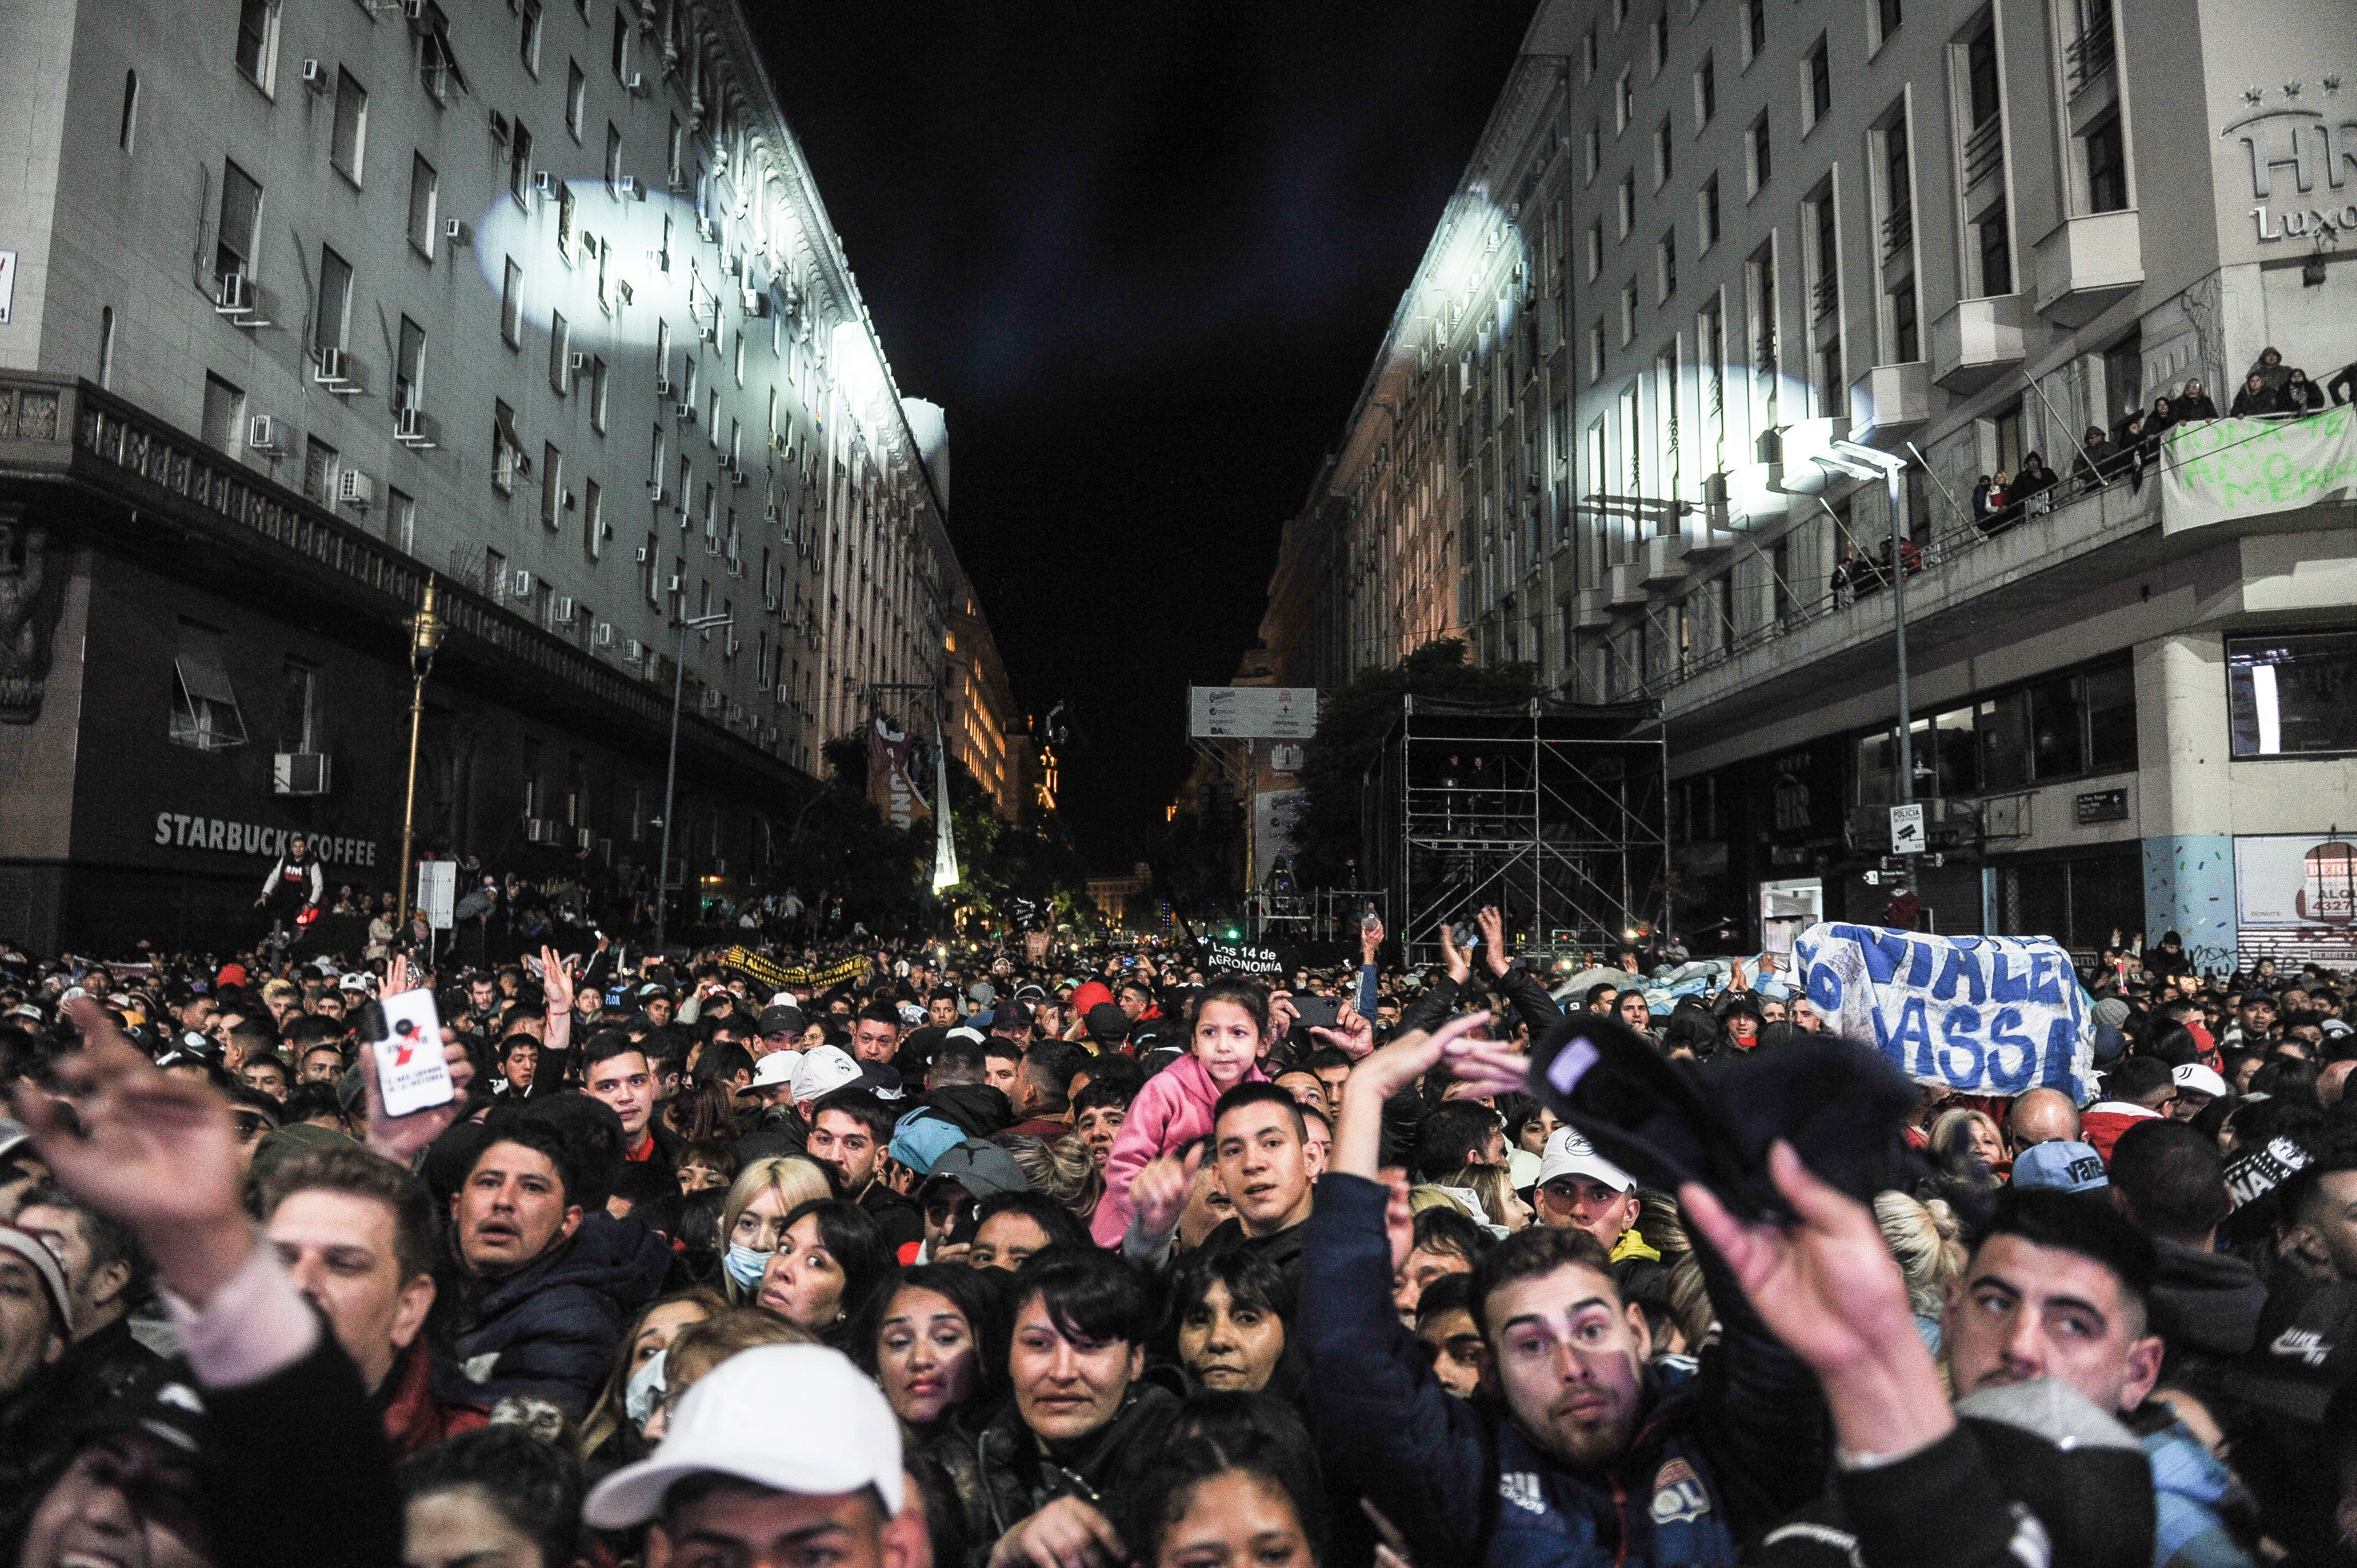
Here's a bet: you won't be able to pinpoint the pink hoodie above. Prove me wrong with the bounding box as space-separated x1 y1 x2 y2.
1089 1053 1269 1247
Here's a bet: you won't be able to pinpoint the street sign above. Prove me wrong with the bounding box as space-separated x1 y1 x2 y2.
1890 802 1926 855
417 860 457 930
1188 686 1318 740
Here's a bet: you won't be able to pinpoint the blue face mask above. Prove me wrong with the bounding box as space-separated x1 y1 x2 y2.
723 1244 771 1291
624 1348 667 1428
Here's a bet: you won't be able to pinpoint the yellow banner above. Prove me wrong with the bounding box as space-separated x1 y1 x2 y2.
724 947 869 993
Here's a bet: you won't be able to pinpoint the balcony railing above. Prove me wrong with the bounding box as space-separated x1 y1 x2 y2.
1962 117 2004 189
1880 208 1913 261
1812 275 1840 322
1599 455 2161 704
2065 12 2116 96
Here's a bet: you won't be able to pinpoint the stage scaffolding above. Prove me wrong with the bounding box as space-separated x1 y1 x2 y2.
1367 696 1671 970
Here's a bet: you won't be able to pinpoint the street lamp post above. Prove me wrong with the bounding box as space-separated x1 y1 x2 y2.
1818 438 1918 806
396 578 448 932
653 611 733 951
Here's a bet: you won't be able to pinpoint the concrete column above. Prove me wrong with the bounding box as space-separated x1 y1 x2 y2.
2135 631 2239 973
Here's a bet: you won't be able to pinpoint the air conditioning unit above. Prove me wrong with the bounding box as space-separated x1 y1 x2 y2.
769 432 787 452
553 595 576 622
312 345 348 385
740 289 769 317
697 215 719 243
560 487 577 511
625 638 647 661
512 569 535 596
400 0 427 20
675 401 696 421
594 621 614 646
655 374 673 396
763 591 779 612
531 171 555 198
488 110 511 141
646 246 669 272
665 574 682 593
246 415 285 454
701 688 724 714
634 544 652 563
774 681 790 704
300 59 328 91
764 503 781 525
212 272 269 325
729 470 748 488
725 558 743 578
575 826 595 850
337 468 375 508
394 404 435 447
443 217 472 245
624 73 647 96
696 322 717 343
713 452 733 472
567 350 586 373
272 751 333 796
523 818 565 845
614 176 642 203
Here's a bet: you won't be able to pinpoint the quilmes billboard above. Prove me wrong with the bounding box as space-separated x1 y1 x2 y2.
1187 686 1319 740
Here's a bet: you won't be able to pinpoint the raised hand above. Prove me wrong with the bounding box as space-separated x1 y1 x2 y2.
1440 1039 1530 1102
1129 1143 1203 1246
1438 923 1471 985
384 952 412 998
1475 906 1510 976
1358 915 1385 967
361 1030 469 1169
539 945 577 1015
1310 1002 1376 1062
14 998 251 1303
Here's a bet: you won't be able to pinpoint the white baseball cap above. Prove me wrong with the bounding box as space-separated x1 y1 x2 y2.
2172 1063 2229 1100
749 1050 804 1090
584 1344 903 1529
1536 1126 1635 1193
792 1045 862 1103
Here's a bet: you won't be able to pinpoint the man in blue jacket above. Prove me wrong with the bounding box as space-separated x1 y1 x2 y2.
1300 1014 1829 1566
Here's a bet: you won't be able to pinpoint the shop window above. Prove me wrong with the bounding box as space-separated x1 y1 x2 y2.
171 621 248 750
2028 674 2086 779
1978 689 2031 790
2083 662 2137 772
2229 631 2357 756
1932 705 1978 795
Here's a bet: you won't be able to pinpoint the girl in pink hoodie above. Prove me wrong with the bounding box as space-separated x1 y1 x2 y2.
1090 979 1272 1246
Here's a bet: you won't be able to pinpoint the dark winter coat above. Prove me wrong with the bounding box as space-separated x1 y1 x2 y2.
450 1211 672 1416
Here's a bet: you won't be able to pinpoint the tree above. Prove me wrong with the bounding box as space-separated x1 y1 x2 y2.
1294 639 1538 885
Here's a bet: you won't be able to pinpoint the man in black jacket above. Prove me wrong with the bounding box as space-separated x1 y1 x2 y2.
807 1087 923 1249
1303 1016 1828 1567
14 1182 163 1409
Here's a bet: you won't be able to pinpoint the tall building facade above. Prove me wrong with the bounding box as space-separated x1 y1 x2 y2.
0 0 994 950
1273 0 2357 964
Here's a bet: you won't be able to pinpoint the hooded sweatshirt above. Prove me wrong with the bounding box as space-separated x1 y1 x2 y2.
2148 1238 2267 1361
1089 1053 1268 1246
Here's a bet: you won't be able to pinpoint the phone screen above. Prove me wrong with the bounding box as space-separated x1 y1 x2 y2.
370 989 455 1117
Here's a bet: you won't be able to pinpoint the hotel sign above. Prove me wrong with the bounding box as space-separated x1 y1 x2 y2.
2220 85 2357 244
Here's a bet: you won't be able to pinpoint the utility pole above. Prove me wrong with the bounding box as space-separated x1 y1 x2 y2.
655 611 733 951
396 579 447 929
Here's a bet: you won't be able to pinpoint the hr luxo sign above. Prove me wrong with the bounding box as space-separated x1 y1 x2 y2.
2220 87 2357 243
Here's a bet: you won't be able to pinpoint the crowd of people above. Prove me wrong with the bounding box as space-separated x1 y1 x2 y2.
0 905 2352 1567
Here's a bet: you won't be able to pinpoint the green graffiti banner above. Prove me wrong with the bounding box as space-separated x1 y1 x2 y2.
2162 408 2357 532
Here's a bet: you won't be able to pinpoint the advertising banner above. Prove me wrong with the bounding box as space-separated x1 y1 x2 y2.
2161 409 2357 534
2234 834 2357 958
1188 686 1319 740
866 715 928 833
1794 922 2092 1099
1203 940 1285 978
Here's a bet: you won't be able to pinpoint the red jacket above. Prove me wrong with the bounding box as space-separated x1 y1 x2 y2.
2079 1101 2163 1163
379 1336 490 1462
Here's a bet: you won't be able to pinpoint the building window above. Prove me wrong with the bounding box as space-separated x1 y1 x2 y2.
556 183 575 256
1582 24 1598 79
315 246 352 355
605 122 623 188
1650 9 1668 75
501 258 523 347
2229 632 2357 756
1583 123 1600 182
590 355 609 432
1967 25 2001 128
667 115 683 186
1875 0 1902 46
611 7 628 76
201 373 245 455
508 120 533 206
1743 0 1766 63
171 620 248 750
395 316 425 413
389 486 416 552
2085 113 2128 212
1585 220 1603 281
566 59 585 139
1616 68 1634 133
644 534 661 603
1588 321 1606 383
1617 174 1635 237
493 399 523 493
97 307 116 387
541 442 564 527
1747 116 1771 196
1699 175 1721 250
1620 282 1638 344
519 0 542 74
1658 229 1677 301
331 69 367 183
1882 117 1913 257
302 435 337 504
214 160 263 283
119 69 138 151
1695 54 1716 127
1803 39 1831 130
1891 278 1919 361
1978 202 2013 295
279 661 317 752
550 310 571 393
235 0 279 90
585 477 604 559
406 153 438 257
1654 120 1673 188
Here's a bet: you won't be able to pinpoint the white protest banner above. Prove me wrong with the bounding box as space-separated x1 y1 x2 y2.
1793 922 2091 1100
1203 940 1285 978
2161 408 2357 534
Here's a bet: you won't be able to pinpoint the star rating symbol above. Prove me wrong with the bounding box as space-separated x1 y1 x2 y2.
2243 86 2265 106
2284 81 2304 99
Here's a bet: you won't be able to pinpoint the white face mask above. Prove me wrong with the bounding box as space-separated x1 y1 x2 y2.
625 1348 668 1429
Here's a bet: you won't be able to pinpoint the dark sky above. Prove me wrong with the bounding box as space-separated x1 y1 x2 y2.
758 4 1533 867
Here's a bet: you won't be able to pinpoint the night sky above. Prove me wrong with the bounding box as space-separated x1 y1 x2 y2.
758 4 1533 867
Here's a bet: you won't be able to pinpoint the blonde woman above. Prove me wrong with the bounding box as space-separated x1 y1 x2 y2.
716 1154 832 1303
640 1308 817 1442
1449 1163 1533 1232
1929 1106 2007 1174
1002 1132 1105 1224
1874 1189 1966 1360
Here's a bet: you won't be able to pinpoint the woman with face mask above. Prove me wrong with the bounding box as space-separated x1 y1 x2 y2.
713 1156 830 1304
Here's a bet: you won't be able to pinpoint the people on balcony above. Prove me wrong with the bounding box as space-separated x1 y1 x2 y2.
2071 426 2126 493
2231 372 2291 417
2174 379 2220 420
2284 367 2325 416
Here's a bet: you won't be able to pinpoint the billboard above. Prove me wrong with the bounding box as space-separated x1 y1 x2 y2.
2236 833 2357 931
1188 686 1319 740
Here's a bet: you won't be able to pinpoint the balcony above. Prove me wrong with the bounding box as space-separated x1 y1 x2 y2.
1639 534 1688 586
1766 417 1851 496
2033 210 2143 326
1606 562 1650 608
1573 587 1616 630
1931 293 2029 392
1962 117 2005 193
1847 362 1931 451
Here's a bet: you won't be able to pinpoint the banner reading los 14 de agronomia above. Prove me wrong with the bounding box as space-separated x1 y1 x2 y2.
1794 923 2092 1100
2162 408 2357 534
